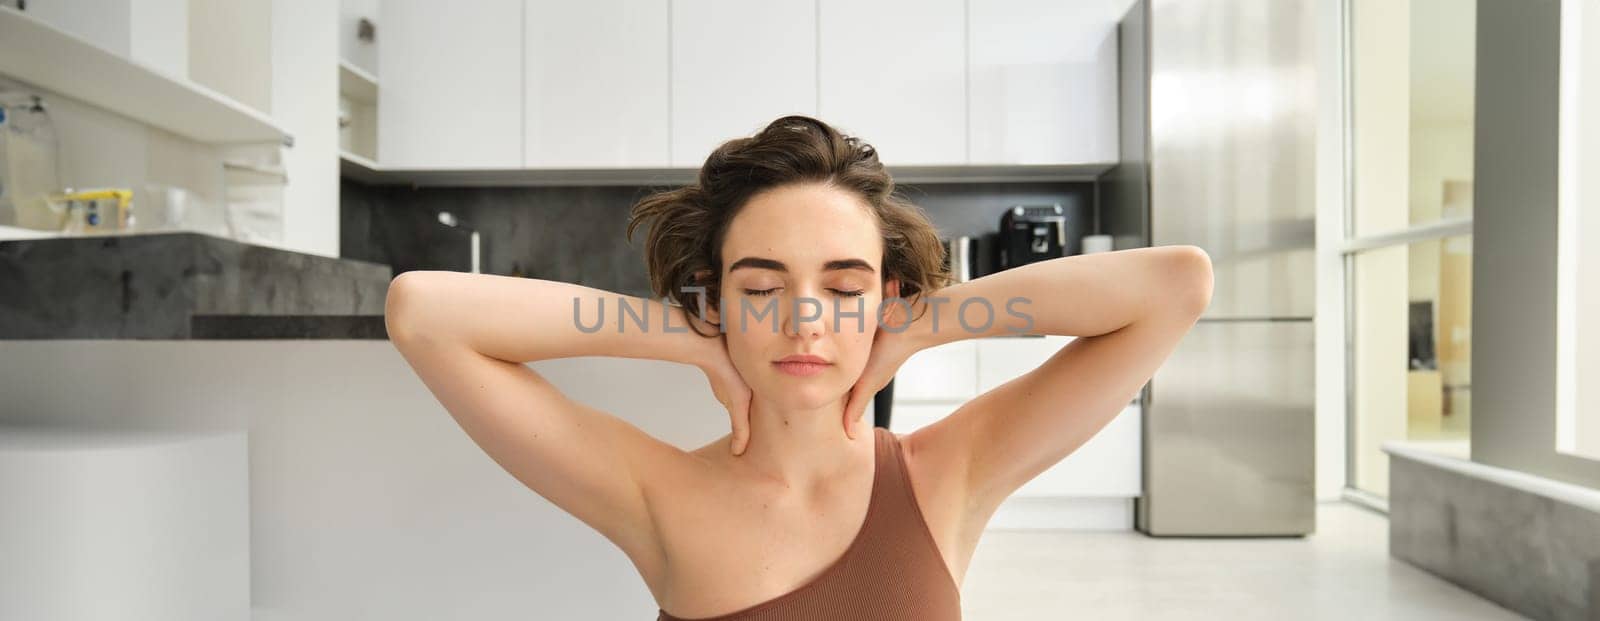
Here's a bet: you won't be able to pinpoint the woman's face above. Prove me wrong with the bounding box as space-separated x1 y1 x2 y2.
710 183 898 411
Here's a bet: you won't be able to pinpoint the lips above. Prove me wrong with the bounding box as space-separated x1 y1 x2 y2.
773 354 831 377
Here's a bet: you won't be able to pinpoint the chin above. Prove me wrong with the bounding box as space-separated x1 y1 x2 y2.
761 377 847 409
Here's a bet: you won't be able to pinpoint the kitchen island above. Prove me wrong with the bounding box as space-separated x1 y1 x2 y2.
1 232 713 618
0 338 734 620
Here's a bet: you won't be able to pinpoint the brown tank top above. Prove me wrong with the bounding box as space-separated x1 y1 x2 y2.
656 426 961 621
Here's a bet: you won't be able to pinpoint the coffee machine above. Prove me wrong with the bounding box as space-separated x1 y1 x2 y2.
998 204 1081 271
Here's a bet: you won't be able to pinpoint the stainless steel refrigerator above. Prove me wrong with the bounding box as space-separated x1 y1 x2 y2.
1107 0 1318 536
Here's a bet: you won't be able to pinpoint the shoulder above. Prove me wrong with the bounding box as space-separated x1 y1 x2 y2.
896 428 967 503
893 427 984 587
895 427 971 528
603 436 738 592
640 437 737 502
639 436 754 525
632 438 771 594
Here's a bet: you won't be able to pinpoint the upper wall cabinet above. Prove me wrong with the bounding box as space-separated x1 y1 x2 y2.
670 0 817 167
968 0 1126 165
366 0 1123 171
379 0 523 168
817 0 966 166
524 0 669 168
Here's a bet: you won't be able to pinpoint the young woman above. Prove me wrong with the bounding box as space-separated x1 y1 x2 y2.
385 116 1212 620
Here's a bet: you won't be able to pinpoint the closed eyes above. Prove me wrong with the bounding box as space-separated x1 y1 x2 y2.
745 286 870 297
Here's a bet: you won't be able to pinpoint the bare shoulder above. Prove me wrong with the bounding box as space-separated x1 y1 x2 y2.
895 427 985 588
631 437 773 600
633 435 738 511
543 430 715 597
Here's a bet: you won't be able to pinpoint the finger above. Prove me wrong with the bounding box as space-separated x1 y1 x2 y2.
719 394 740 454
730 421 745 455
842 387 856 438
854 384 872 427
842 384 866 439
729 402 746 456
733 393 752 455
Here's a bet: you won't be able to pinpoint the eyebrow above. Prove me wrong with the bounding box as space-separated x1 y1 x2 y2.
728 256 876 275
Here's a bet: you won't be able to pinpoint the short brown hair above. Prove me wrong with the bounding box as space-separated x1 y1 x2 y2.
626 115 950 337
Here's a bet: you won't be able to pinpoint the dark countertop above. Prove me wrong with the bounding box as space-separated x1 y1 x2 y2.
1 232 394 340
188 314 389 340
0 232 1069 342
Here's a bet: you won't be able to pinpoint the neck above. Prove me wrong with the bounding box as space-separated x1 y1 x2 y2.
736 391 873 489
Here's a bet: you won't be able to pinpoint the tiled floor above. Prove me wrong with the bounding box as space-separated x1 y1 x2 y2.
961 502 1526 620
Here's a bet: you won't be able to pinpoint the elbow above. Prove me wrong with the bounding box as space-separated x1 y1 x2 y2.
1166 245 1214 317
384 271 433 345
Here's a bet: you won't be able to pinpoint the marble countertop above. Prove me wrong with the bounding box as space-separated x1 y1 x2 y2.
0 232 1094 341
0 232 393 339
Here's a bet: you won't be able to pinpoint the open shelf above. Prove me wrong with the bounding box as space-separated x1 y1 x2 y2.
338 59 378 105
0 6 290 145
339 150 382 182
223 160 289 181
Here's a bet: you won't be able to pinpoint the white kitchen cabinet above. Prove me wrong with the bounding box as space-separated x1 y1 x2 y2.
363 0 1126 172
889 334 1143 527
670 0 817 167
524 0 669 168
887 400 1141 498
379 0 523 168
887 403 960 436
976 334 1074 392
1013 403 1141 496
817 0 966 165
895 340 978 402
967 0 1127 165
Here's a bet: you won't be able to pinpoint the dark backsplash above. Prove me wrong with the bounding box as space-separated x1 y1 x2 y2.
341 179 1098 298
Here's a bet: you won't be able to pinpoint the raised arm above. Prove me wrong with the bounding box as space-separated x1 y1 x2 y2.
890 245 1212 523
383 271 737 580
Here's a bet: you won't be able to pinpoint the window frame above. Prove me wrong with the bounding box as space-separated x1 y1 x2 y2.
1339 0 1478 504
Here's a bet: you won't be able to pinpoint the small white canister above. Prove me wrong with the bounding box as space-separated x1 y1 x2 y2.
1081 234 1114 254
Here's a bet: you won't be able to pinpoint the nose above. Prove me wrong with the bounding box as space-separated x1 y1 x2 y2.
781 288 828 339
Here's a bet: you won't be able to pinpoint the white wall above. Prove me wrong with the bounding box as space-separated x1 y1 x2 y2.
128 0 189 77
22 0 132 60
272 0 340 257
24 0 188 77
